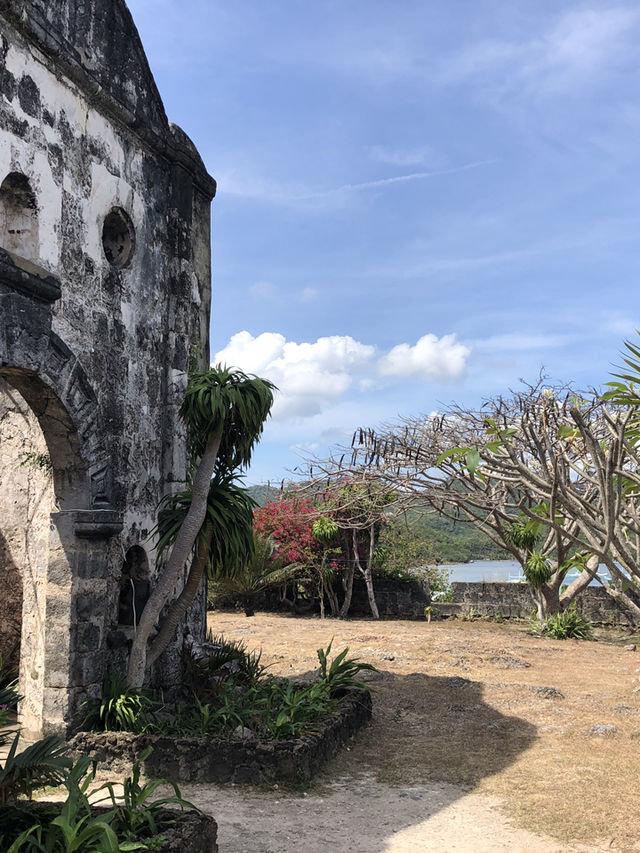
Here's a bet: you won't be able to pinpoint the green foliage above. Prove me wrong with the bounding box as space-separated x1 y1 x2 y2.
0 749 195 852
125 640 376 742
100 746 197 844
602 332 640 444
374 520 451 594
395 508 507 563
155 473 256 573
312 516 339 545
0 681 20 737
524 551 553 588
0 733 71 806
506 516 543 552
81 674 156 734
316 640 378 692
532 606 592 640
210 533 302 615
181 365 276 471
183 634 266 703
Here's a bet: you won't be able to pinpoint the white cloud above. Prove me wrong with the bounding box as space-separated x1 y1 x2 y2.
214 330 472 422
439 7 639 98
214 331 375 420
377 333 470 381
249 281 277 299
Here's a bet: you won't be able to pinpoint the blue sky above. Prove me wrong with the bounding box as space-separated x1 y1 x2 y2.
128 0 640 484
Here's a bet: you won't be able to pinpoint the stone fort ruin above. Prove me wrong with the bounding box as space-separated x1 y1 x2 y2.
0 0 215 737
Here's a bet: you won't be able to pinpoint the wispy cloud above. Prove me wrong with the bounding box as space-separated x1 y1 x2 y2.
438 7 640 99
368 144 445 168
297 287 319 304
220 159 496 206
249 281 277 300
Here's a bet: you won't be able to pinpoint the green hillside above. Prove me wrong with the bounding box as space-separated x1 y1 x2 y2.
246 486 506 564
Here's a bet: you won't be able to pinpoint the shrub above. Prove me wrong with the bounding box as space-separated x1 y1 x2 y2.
80 673 156 733
532 605 592 640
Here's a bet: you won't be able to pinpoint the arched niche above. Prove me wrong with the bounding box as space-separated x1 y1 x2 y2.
0 172 39 261
118 545 150 626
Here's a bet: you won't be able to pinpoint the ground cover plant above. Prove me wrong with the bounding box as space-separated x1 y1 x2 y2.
0 667 203 852
84 638 375 742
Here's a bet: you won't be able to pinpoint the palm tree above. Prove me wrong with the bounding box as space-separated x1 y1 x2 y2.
127 365 275 689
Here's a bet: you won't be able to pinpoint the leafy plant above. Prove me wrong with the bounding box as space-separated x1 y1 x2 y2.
211 533 302 616
0 733 71 806
316 641 377 693
81 674 156 733
0 748 199 852
525 551 553 588
0 681 20 738
531 605 592 640
259 680 336 739
101 746 198 844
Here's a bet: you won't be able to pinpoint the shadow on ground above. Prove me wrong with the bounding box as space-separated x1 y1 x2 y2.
181 670 543 853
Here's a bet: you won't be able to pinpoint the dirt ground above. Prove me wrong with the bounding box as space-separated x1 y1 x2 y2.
174 612 640 853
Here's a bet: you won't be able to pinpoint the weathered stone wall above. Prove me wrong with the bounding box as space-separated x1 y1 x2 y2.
349 577 431 619
441 582 640 627
0 0 215 734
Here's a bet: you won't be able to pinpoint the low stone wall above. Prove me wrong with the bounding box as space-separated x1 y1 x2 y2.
349 577 431 619
438 582 639 627
68 688 372 786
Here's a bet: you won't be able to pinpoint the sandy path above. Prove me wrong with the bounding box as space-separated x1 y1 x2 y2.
182 773 600 853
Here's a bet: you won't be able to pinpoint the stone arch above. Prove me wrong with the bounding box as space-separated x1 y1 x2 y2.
0 294 122 736
0 172 39 260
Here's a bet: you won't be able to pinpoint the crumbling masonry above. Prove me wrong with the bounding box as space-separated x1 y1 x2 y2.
0 0 215 737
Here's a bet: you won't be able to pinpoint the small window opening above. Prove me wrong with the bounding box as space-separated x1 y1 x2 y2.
118 546 149 626
102 207 135 268
0 172 39 260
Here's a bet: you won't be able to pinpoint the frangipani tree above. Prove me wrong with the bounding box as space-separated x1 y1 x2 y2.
127 365 275 689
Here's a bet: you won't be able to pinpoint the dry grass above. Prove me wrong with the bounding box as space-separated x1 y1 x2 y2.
209 611 640 852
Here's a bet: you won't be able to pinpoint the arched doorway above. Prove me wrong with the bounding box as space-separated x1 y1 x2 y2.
0 370 89 737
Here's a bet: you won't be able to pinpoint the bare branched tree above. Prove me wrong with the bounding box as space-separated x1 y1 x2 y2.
310 378 640 625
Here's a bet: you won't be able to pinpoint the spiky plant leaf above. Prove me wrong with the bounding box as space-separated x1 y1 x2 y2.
155 474 256 573
0 734 71 805
180 365 276 470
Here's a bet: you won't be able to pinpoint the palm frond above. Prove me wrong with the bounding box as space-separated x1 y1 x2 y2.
155 474 256 571
180 365 276 470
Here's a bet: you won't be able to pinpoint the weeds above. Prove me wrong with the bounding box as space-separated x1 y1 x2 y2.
89 639 375 742
531 606 592 640
80 673 156 734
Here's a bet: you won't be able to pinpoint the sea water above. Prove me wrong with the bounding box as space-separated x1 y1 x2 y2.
444 559 611 586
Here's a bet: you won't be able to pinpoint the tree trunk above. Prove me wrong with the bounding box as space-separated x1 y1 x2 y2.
531 584 561 626
559 555 599 608
339 539 356 619
326 579 340 616
127 432 221 689
360 524 379 619
146 522 213 668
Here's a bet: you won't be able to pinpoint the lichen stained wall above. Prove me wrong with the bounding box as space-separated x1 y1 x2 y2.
0 0 215 732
